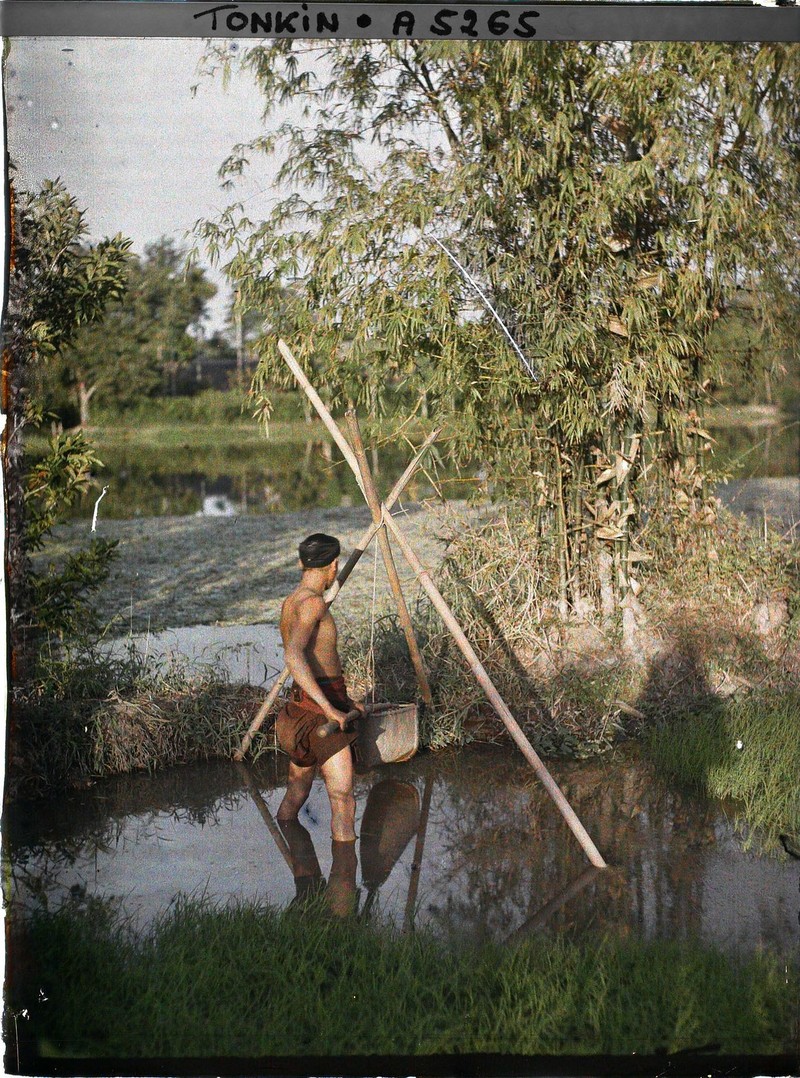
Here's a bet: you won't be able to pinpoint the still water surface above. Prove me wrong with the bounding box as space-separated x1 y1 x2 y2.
6 745 798 961
37 420 800 521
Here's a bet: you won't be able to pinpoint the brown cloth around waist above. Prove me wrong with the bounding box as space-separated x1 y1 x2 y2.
290 675 349 713
277 675 356 768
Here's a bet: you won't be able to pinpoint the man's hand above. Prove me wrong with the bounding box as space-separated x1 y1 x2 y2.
318 708 362 739
325 706 352 730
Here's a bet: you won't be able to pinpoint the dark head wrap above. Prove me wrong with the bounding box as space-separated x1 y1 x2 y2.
299 533 341 569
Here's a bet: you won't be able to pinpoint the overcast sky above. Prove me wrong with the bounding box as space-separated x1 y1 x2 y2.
6 38 277 331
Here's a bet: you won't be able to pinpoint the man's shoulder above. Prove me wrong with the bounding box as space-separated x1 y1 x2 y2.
291 590 328 621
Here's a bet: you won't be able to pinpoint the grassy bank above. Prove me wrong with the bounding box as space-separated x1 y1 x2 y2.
8 897 795 1061
644 690 800 848
339 502 799 846
8 646 262 802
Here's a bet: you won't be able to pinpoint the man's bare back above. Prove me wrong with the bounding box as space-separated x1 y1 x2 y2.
280 585 343 683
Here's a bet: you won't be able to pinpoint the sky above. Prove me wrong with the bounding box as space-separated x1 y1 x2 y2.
5 38 278 332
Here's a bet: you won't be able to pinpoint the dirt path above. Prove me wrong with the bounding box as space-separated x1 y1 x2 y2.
43 501 478 636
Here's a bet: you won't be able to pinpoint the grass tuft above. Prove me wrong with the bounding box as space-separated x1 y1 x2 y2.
8 643 264 801
644 689 800 848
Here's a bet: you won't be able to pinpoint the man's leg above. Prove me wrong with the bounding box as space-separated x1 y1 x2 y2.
277 760 316 822
320 746 356 841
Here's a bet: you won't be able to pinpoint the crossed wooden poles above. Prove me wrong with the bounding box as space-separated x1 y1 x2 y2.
234 339 607 870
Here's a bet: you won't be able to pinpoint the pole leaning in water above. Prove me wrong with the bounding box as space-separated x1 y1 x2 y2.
380 505 607 869
276 339 607 869
233 424 441 759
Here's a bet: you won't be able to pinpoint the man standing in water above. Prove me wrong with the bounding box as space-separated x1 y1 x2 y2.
276 533 362 842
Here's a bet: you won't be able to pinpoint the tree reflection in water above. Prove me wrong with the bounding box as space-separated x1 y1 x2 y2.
4 746 796 961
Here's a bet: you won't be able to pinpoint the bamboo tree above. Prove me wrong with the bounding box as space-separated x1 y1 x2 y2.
196 41 800 618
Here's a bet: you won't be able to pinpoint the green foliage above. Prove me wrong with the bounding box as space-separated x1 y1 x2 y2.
91 386 253 425
8 178 131 362
9 897 793 1060
196 41 800 614
5 178 131 663
645 689 800 849
24 428 104 549
707 305 800 410
39 236 217 421
18 426 119 640
26 540 119 643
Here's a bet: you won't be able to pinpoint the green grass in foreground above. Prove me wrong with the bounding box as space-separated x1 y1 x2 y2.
9 897 794 1060
644 689 800 848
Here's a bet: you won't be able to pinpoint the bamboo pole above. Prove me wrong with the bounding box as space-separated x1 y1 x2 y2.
380 508 607 869
234 760 294 871
233 422 441 759
277 340 607 869
346 409 434 708
403 771 434 933
277 340 366 497
233 673 289 761
505 865 600 944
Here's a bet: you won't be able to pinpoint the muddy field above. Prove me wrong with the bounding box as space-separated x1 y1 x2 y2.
41 500 481 636
36 478 798 638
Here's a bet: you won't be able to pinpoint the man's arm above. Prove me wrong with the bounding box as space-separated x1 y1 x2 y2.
284 596 350 727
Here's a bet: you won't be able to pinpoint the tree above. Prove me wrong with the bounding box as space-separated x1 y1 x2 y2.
42 237 217 424
3 177 131 668
707 295 800 410
197 41 800 616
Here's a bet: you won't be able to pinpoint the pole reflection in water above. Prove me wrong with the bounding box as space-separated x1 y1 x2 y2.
5 746 797 961
505 865 602 945
404 773 434 933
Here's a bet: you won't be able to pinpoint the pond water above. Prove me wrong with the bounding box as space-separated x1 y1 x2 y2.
48 435 473 521
29 419 799 521
5 745 798 962
103 622 285 689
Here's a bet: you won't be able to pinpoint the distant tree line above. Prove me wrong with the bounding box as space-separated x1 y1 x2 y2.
35 235 238 427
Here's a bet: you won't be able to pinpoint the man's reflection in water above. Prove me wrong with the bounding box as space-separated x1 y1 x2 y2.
327 840 359 919
279 818 358 918
278 779 421 919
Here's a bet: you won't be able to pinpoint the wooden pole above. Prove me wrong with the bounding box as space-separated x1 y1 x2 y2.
380 509 607 869
346 409 434 708
505 865 601 944
277 339 607 869
277 340 366 497
403 771 434 933
234 760 294 871
233 422 441 759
